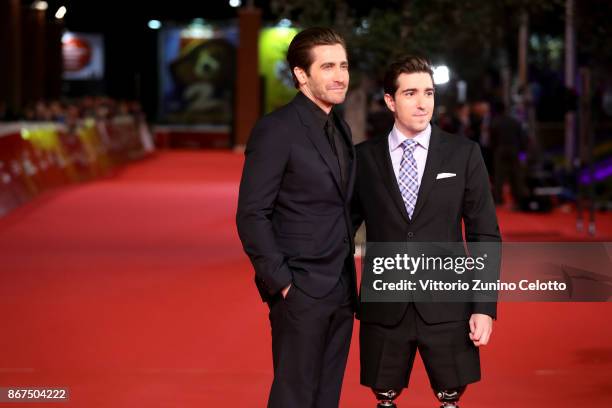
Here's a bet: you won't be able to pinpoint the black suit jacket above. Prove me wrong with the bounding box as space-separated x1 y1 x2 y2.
352 125 501 325
236 93 357 302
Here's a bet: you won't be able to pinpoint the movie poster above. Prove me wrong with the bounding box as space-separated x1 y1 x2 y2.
159 21 237 125
258 27 299 114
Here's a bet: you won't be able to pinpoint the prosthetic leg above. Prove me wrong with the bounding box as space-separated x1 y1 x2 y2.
434 386 466 408
372 388 402 408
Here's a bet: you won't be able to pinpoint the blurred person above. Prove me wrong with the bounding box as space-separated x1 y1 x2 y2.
352 56 500 408
65 105 81 132
447 103 471 138
21 103 36 121
80 96 96 117
236 27 357 408
490 102 525 206
49 100 66 123
434 105 452 132
34 100 53 122
117 100 130 117
94 103 111 121
469 101 493 175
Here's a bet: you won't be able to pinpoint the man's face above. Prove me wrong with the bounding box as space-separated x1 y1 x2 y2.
384 72 434 137
294 44 349 111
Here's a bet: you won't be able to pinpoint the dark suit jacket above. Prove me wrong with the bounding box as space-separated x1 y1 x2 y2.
352 124 501 325
236 93 357 302
490 114 526 153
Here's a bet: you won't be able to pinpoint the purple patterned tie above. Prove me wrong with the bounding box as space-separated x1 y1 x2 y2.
398 139 419 218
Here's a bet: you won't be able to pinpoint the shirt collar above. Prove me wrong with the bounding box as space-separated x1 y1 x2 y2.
389 123 431 151
296 91 332 129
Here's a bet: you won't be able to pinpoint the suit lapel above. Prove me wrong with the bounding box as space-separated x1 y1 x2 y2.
292 97 345 198
411 126 445 221
374 137 411 224
334 113 356 200
334 113 354 158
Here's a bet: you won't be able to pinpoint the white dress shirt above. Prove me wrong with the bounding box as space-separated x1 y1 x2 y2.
388 123 431 191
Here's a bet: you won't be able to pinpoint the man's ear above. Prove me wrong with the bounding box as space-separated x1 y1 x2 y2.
383 93 396 113
293 67 308 87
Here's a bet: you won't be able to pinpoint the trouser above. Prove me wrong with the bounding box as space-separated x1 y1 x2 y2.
493 149 521 205
267 270 354 408
360 303 480 391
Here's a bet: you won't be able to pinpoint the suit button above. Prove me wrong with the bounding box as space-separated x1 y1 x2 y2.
407 232 414 238
343 236 349 243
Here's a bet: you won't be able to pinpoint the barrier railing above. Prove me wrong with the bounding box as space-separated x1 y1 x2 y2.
0 117 154 217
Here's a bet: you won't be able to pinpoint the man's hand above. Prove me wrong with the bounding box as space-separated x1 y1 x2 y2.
469 313 493 347
281 284 292 299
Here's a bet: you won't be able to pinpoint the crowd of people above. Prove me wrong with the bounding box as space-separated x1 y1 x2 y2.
2 93 532 207
437 100 528 206
0 97 146 127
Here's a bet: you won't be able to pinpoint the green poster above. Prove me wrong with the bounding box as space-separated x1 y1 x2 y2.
259 27 299 113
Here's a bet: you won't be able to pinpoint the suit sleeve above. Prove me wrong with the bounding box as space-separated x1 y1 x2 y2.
462 143 501 319
236 118 293 296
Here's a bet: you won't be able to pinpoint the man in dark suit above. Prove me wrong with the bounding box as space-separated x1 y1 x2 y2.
236 28 357 408
490 101 526 205
352 56 501 408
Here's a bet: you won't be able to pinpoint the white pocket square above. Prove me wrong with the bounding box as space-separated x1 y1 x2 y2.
436 172 456 179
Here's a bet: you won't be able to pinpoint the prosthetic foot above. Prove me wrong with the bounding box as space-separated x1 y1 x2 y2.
434 386 466 408
372 388 402 408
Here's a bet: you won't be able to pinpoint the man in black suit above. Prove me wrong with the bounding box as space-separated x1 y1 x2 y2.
352 56 501 408
490 101 526 205
236 28 357 408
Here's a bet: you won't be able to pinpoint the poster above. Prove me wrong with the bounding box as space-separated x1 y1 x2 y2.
258 27 299 114
159 21 237 125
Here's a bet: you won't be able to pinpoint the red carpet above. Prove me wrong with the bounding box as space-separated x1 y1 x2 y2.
0 150 611 407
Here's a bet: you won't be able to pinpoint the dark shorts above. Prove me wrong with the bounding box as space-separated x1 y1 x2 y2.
360 303 481 391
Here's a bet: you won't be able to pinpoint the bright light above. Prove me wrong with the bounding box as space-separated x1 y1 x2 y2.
229 0 241 7
148 20 162 30
182 19 213 39
55 5 66 19
433 65 450 85
277 18 292 28
32 1 48 11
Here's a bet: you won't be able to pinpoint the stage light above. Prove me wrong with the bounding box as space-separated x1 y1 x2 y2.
55 6 67 19
32 1 48 11
277 18 292 28
433 65 450 85
148 20 162 30
229 0 241 7
184 19 213 39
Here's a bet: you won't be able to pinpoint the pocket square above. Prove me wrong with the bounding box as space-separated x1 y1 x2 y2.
436 172 456 179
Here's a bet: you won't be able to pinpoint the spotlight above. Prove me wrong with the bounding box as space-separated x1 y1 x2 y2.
32 1 48 11
148 20 162 30
433 65 450 85
55 6 67 19
277 18 292 28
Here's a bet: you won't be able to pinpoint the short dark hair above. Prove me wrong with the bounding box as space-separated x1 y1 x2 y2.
286 27 346 88
383 55 434 97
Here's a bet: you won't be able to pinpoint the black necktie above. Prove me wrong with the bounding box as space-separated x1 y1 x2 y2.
324 119 338 156
325 117 347 191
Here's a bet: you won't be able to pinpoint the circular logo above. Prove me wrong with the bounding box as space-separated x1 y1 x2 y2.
62 36 92 72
